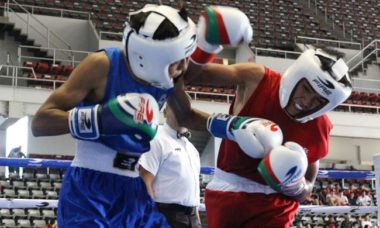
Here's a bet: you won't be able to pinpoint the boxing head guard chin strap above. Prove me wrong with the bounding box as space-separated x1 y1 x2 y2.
123 4 197 89
279 49 352 123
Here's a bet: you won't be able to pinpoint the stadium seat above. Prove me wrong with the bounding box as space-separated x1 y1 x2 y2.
31 190 45 199
0 209 13 219
12 208 27 219
53 182 62 191
22 171 35 181
23 61 36 69
12 180 26 190
17 189 31 199
45 190 58 199
1 218 16 227
42 209 56 220
32 219 46 228
61 64 74 75
35 62 49 74
18 219 32 227
55 75 68 81
35 171 49 181
49 64 62 75
39 181 53 191
26 181 39 191
0 180 12 189
3 188 18 198
27 209 42 220
8 172 21 180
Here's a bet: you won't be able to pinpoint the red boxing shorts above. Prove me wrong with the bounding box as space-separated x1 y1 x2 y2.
205 188 298 228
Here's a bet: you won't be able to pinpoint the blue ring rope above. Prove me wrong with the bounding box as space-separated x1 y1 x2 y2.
0 158 374 178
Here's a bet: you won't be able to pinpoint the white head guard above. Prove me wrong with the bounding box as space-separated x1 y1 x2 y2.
123 4 197 89
279 49 352 123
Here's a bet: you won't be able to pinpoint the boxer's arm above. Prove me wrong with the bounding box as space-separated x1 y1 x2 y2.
185 62 265 88
171 63 265 131
168 77 210 131
296 161 319 202
32 52 109 136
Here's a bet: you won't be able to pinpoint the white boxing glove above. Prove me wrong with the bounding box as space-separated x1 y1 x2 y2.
258 142 308 192
207 113 283 158
191 6 253 65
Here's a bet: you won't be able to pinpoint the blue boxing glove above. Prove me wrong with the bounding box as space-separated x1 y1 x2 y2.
207 113 283 158
68 93 159 145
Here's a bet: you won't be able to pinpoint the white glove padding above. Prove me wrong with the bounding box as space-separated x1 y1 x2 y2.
207 114 283 158
191 6 253 65
280 176 307 197
258 141 308 192
231 118 283 158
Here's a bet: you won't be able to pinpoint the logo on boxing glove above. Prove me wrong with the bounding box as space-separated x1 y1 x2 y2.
135 97 154 124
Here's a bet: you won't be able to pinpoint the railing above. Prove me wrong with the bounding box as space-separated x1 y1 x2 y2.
254 48 301 60
5 2 91 20
352 78 380 94
99 31 123 41
0 65 64 90
18 45 92 66
338 103 380 114
186 91 235 104
295 36 362 49
346 40 380 73
4 0 72 51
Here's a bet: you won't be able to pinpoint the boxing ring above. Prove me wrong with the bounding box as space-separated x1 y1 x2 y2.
0 156 379 226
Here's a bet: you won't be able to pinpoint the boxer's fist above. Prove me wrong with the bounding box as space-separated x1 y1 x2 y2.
281 176 307 197
207 113 282 158
69 93 159 144
258 142 308 192
191 6 253 65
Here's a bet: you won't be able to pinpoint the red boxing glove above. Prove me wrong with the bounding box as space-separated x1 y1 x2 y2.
191 6 253 65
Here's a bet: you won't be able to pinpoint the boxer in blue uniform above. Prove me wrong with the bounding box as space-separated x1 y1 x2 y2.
32 4 197 227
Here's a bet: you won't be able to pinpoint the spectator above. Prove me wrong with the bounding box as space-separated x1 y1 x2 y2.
316 188 327 205
7 146 26 175
326 187 339 206
360 214 373 228
348 192 358 206
340 214 353 228
357 191 372 206
326 215 336 228
344 183 356 197
304 223 312 228
355 183 367 198
337 189 349 206
324 182 335 196
139 104 201 228
308 193 321 205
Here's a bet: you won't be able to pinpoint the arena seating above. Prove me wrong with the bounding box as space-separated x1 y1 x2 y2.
22 61 72 89
13 0 380 50
314 0 380 46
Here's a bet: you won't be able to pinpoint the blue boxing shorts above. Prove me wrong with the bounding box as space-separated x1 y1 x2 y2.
57 166 169 228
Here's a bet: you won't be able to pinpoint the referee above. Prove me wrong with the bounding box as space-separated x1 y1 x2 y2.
139 104 201 228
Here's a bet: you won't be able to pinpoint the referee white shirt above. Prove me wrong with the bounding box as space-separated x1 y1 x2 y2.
138 123 201 207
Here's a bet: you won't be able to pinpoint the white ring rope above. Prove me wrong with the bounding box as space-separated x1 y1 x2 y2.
0 198 58 208
0 198 376 215
0 157 378 220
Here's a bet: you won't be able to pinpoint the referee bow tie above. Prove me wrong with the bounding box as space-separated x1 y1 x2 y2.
177 131 191 139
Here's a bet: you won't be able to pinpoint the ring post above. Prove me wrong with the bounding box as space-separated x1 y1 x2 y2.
373 154 380 228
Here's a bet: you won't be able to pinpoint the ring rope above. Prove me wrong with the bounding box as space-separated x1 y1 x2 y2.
0 158 375 178
0 158 377 214
0 198 376 214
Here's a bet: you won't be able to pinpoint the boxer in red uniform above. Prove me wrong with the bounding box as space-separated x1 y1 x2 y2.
169 5 352 227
